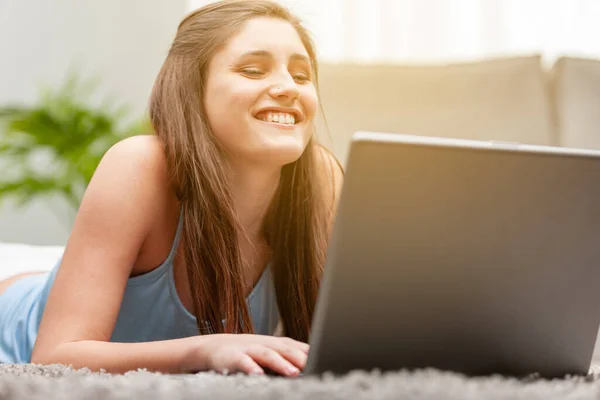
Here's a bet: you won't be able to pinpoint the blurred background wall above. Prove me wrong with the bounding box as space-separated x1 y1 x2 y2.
2 0 600 245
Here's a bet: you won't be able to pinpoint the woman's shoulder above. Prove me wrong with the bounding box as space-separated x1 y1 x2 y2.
84 134 176 230
83 134 179 276
98 134 172 192
104 135 167 171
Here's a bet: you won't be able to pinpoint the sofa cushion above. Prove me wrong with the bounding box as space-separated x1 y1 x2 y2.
0 242 62 281
551 57 600 150
316 56 555 164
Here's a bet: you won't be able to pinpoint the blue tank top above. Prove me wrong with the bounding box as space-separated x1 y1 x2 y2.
0 213 280 364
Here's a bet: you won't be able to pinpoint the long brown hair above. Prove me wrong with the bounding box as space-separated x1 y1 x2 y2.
148 0 336 342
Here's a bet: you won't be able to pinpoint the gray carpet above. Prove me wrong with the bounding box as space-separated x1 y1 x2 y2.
2 363 600 400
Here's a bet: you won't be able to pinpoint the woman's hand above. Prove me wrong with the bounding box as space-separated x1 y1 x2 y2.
181 334 309 377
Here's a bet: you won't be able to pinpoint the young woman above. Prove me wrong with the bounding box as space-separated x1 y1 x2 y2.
0 0 343 377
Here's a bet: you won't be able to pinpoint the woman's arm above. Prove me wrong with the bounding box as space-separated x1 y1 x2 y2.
40 337 197 374
30 135 181 372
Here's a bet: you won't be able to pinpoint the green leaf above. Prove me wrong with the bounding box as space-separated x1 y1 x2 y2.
0 71 146 218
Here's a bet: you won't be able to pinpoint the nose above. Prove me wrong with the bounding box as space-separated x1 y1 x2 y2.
268 72 299 103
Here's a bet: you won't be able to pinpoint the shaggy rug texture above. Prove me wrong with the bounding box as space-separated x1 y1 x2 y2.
1 363 600 400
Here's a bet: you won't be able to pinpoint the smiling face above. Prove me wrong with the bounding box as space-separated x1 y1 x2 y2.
203 16 318 168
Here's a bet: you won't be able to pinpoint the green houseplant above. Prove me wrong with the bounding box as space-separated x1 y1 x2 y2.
0 73 151 225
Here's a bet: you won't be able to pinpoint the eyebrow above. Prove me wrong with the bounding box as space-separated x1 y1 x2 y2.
237 50 310 63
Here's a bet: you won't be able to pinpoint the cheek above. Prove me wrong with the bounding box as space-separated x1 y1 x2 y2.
206 82 246 114
230 91 255 112
301 86 319 119
205 82 253 132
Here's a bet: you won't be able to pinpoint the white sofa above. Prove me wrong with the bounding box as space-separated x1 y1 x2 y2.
0 242 63 281
316 55 600 165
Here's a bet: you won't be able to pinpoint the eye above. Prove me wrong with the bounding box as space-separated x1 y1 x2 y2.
293 73 311 83
240 67 264 77
292 71 310 83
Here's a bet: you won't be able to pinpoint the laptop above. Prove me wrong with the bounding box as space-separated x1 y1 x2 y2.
303 131 600 379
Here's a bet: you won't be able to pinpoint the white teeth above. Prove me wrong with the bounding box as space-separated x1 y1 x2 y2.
259 112 296 125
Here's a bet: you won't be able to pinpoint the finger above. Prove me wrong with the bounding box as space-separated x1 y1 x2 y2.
248 347 300 377
280 337 310 354
274 345 308 370
235 353 265 376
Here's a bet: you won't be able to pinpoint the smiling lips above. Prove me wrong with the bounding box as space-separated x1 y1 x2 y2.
254 108 302 126
257 111 295 125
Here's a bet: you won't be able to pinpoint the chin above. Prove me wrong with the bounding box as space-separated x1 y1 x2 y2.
258 138 308 167
250 122 311 166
